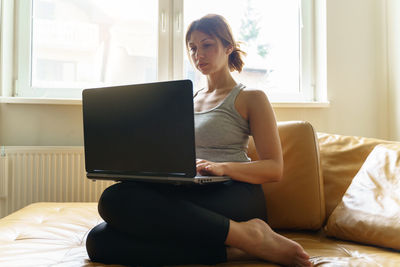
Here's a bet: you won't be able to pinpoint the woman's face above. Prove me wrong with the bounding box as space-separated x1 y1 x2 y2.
187 31 231 75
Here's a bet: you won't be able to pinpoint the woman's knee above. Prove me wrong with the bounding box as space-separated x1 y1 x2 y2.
98 182 156 223
86 222 108 262
98 183 121 221
98 182 137 221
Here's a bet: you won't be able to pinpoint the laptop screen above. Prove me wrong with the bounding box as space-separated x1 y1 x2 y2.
82 80 196 177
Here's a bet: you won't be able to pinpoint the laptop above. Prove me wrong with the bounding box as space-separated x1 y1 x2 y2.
82 79 231 185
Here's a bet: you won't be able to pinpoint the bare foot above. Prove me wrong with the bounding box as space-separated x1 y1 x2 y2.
226 247 257 261
231 218 312 266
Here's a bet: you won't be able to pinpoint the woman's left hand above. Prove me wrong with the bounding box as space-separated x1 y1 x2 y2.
196 159 225 176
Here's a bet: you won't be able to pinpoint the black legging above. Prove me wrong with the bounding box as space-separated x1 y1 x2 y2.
86 180 268 266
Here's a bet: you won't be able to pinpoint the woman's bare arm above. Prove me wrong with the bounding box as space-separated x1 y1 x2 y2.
196 90 283 184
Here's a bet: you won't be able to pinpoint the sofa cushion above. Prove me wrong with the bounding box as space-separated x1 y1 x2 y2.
317 133 395 218
248 121 325 230
1 202 400 266
325 144 400 250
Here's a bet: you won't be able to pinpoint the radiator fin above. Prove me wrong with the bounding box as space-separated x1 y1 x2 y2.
0 155 8 198
0 146 115 218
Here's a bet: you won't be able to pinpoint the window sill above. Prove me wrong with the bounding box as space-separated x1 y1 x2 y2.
0 97 330 108
272 101 330 108
0 97 82 105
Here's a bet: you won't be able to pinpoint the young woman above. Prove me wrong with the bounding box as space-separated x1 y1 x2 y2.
86 14 312 267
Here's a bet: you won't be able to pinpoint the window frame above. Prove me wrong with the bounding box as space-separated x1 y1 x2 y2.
1 0 327 105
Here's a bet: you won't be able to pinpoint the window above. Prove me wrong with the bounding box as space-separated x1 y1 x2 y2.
184 0 307 102
17 0 159 98
8 0 325 102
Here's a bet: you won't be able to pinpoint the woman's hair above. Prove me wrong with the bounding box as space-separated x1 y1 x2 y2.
185 14 246 73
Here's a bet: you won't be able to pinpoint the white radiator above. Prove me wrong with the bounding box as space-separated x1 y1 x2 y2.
0 146 115 219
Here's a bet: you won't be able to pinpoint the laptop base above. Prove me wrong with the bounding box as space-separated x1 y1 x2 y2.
87 173 231 185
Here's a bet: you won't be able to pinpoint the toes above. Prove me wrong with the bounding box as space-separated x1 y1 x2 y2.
293 248 312 266
296 257 313 267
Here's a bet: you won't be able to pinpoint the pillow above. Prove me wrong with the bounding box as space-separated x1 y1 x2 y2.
255 121 325 230
317 132 392 218
325 144 400 250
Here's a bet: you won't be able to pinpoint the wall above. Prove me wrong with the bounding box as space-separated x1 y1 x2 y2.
0 0 397 146
276 0 389 139
0 104 83 145
387 0 400 141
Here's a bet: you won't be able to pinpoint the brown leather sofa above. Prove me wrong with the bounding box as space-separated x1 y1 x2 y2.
0 121 399 266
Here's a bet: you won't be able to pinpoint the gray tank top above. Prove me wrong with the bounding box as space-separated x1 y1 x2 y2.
194 84 251 162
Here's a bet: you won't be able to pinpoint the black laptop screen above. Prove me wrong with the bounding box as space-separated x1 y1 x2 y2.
82 80 196 177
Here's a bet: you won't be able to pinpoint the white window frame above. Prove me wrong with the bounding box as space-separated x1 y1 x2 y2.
0 0 328 106
0 0 15 98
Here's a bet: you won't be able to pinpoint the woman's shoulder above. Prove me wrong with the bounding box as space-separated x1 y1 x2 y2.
235 87 272 120
239 87 270 103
